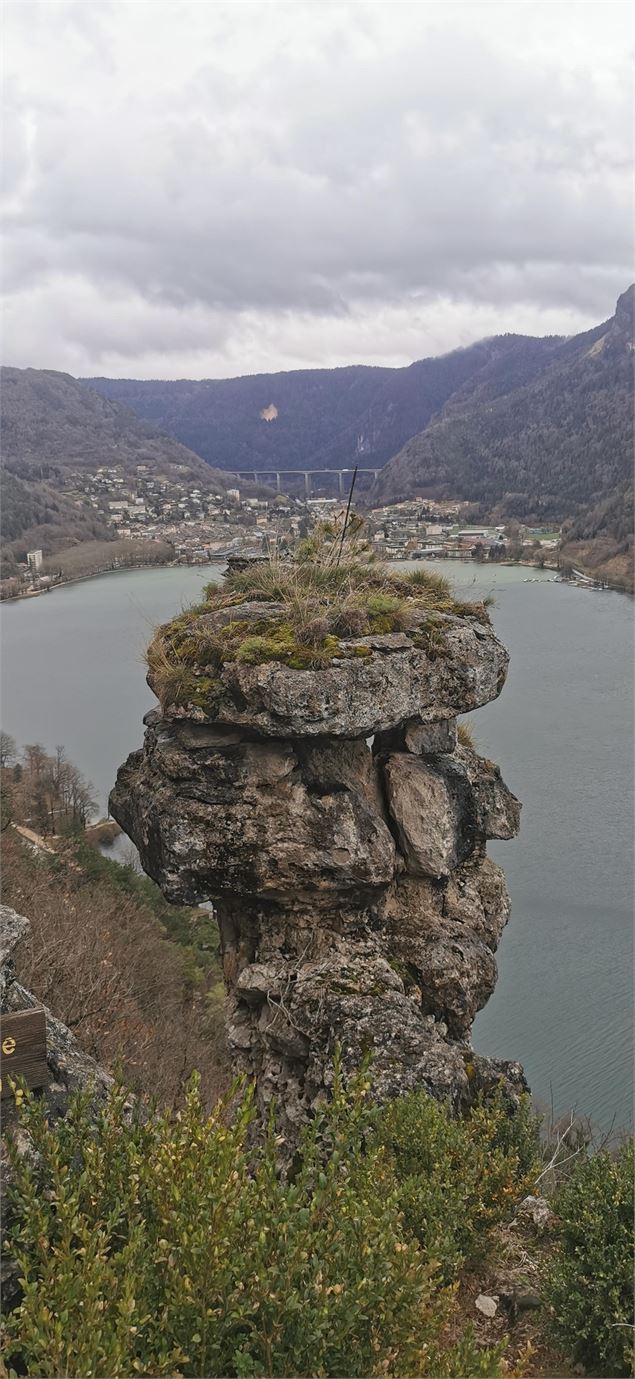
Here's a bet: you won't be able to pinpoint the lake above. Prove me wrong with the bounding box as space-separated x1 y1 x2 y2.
1 561 632 1131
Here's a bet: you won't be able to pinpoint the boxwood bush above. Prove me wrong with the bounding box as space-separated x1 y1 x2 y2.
2 1071 507 1379
376 1087 540 1278
545 1138 634 1377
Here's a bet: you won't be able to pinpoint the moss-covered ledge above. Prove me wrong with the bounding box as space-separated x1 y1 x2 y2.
145 558 502 735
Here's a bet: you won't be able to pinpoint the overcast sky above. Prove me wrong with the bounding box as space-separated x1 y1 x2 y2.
2 0 633 380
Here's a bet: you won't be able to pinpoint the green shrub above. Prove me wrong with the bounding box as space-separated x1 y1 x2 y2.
544 1139 634 1377
376 1087 540 1279
2 1072 507 1379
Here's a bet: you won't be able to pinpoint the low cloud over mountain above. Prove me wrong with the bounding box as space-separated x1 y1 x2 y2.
2 2 632 379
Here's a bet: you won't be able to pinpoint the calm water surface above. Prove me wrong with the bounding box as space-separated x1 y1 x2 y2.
1 562 632 1130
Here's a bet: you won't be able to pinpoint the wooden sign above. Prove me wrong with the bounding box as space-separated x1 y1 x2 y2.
0 1009 48 1098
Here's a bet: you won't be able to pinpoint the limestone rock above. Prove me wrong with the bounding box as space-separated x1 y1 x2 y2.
110 583 524 1143
405 716 458 755
475 1295 498 1318
382 748 520 881
110 723 396 904
0 905 29 1004
377 863 510 1038
373 713 457 757
517 1195 555 1232
383 753 476 878
456 745 521 840
164 614 510 738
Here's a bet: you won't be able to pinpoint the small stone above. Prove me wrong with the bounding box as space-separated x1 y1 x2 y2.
403 716 457 755
475 1294 498 1318
517 1194 555 1231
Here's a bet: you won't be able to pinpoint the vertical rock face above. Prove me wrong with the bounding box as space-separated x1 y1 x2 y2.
110 601 524 1143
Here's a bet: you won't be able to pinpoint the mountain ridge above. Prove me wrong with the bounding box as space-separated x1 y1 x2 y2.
373 289 633 524
0 367 242 572
3 289 632 586
84 333 555 477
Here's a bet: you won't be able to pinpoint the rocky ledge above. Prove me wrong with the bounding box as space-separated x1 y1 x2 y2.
111 562 525 1142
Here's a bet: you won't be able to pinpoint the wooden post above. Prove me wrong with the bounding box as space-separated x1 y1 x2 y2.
0 1009 48 1097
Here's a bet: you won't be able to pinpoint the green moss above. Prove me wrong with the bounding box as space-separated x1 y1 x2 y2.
170 674 220 712
366 592 402 616
233 624 340 669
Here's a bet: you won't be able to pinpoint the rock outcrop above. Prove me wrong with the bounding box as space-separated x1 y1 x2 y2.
111 577 524 1143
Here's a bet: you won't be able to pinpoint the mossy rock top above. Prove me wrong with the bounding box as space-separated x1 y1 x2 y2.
145 561 504 736
148 614 508 739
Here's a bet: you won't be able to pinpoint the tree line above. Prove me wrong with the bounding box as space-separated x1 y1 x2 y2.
0 733 97 835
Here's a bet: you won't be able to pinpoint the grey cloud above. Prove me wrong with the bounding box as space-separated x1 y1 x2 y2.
1 0 632 376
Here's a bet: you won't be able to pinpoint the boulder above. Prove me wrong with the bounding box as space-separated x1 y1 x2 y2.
404 716 458 755
383 753 477 878
456 746 521 840
110 724 396 904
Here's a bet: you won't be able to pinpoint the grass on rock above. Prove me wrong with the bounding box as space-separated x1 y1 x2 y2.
145 541 491 713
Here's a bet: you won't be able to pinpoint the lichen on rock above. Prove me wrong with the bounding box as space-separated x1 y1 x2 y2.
111 556 524 1144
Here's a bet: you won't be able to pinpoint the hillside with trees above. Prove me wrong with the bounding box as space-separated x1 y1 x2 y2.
0 735 227 1106
0 367 242 572
85 335 556 476
85 291 634 585
559 480 634 590
4 291 632 583
0 467 111 573
373 287 634 542
1 367 238 488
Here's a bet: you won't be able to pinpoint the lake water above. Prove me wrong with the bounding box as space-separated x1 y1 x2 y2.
1 562 632 1131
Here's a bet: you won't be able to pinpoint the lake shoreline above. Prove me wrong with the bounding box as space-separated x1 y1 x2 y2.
3 550 626 606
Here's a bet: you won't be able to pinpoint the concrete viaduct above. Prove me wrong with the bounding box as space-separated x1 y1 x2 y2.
237 468 380 497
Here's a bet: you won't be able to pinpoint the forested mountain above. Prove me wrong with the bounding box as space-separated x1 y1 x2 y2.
0 467 111 564
1 367 236 489
85 335 556 475
373 287 634 525
4 291 633 583
559 480 634 590
0 367 240 570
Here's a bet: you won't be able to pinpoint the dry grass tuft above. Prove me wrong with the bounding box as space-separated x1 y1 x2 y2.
457 721 476 749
